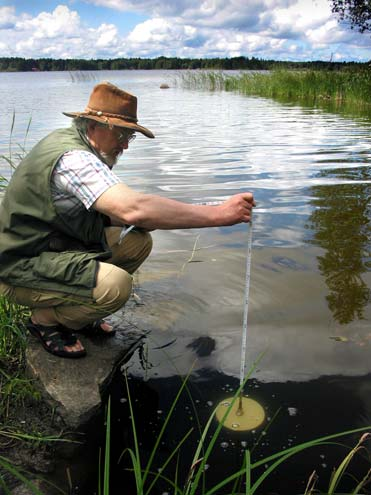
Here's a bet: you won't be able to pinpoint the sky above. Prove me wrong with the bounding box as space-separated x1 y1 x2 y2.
0 0 370 62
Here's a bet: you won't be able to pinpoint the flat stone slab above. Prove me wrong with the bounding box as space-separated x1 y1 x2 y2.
26 327 145 429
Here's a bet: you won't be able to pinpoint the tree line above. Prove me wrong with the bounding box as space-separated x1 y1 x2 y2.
0 56 368 72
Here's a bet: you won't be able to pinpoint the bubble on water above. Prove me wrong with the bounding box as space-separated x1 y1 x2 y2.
321 463 327 468
232 423 240 429
320 454 325 459
207 401 213 406
204 464 210 471
119 398 127 403
157 410 163 414
161 492 169 495
241 441 247 448
262 431 266 436
222 401 231 407
220 442 229 449
288 407 298 416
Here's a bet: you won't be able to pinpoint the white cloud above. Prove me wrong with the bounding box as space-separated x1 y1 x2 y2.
0 5 123 58
95 23 120 48
0 1 369 61
0 6 19 29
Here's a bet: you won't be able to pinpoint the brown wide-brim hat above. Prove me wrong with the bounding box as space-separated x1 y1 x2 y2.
63 81 154 138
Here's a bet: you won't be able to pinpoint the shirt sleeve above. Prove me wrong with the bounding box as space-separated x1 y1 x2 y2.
52 150 121 210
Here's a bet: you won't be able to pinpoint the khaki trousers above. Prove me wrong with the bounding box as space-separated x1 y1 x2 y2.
0 227 152 330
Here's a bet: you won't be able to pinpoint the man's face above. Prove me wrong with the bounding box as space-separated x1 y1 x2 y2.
87 122 135 167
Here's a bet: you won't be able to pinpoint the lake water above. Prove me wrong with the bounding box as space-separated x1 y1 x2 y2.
1 70 371 494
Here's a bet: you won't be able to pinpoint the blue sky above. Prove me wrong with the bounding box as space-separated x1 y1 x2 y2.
0 0 370 61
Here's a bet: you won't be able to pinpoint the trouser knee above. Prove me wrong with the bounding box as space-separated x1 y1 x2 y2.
93 263 133 314
108 230 153 274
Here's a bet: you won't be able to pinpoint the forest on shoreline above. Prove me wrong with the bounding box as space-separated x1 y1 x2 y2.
0 55 368 72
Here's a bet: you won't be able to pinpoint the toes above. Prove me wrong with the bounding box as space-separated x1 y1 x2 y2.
100 322 114 333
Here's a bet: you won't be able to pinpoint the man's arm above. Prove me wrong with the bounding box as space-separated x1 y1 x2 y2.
93 183 255 230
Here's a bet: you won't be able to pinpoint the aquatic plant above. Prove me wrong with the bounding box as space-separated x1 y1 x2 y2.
68 70 97 83
178 68 371 114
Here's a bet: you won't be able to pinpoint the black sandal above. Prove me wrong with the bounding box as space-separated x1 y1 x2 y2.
78 319 116 338
26 319 86 359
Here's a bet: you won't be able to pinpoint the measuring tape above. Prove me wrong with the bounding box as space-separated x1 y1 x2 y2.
239 221 253 386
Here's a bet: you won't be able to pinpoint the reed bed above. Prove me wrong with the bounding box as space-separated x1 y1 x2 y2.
178 68 371 109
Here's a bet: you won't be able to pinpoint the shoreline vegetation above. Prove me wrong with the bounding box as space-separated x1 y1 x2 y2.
177 68 371 112
0 56 369 72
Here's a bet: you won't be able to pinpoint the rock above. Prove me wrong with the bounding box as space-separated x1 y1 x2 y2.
11 480 44 495
160 83 170 89
26 327 145 429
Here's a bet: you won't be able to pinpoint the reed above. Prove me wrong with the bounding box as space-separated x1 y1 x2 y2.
0 111 32 189
178 68 371 109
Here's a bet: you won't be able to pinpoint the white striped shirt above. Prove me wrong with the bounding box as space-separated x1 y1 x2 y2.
51 150 120 217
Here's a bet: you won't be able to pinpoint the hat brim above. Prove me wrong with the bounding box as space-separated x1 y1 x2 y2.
62 112 155 139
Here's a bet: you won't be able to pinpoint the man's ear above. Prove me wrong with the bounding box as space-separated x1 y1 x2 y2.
86 120 97 137
87 120 97 131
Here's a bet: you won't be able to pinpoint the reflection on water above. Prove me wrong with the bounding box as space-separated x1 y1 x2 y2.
307 177 371 324
1 71 371 493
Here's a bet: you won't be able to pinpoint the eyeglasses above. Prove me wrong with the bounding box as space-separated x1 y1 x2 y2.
115 128 136 144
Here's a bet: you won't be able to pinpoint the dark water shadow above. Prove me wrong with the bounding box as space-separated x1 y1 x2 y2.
85 358 371 495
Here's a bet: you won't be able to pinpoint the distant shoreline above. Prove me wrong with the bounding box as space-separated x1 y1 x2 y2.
0 56 368 72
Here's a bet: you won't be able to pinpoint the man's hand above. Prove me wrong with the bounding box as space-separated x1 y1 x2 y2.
218 193 255 226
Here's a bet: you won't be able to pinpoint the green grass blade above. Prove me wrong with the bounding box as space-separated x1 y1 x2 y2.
142 369 193 488
0 475 11 495
0 455 44 495
126 449 143 495
328 433 371 494
23 115 32 150
145 427 194 495
202 466 248 495
103 397 111 495
251 442 333 494
124 375 143 494
251 426 371 469
350 467 371 495
8 110 15 163
98 448 102 495
245 450 251 495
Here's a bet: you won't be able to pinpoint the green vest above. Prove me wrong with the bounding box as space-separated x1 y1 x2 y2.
0 125 111 297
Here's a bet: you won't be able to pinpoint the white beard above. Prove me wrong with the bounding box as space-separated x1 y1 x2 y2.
100 151 121 168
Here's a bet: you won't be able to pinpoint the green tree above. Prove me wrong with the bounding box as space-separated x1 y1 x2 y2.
330 0 371 33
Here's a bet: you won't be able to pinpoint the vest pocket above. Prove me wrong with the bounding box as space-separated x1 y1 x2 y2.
32 251 100 288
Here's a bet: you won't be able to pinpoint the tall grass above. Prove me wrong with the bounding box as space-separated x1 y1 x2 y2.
0 110 32 190
178 68 371 111
0 296 35 418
